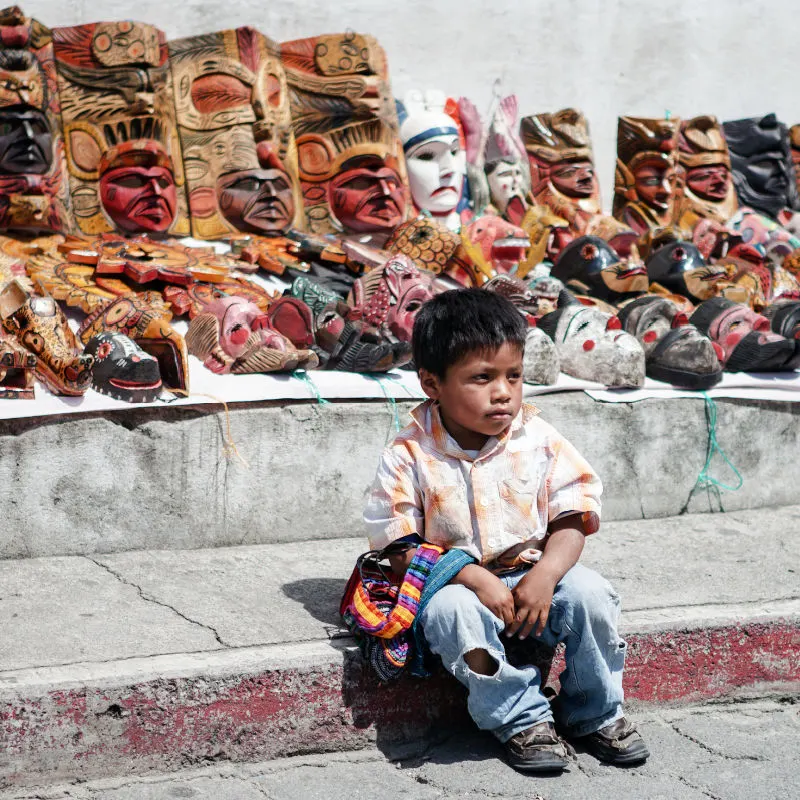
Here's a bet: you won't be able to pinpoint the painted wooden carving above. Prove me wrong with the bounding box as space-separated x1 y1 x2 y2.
186 295 318 374
674 115 737 228
169 27 303 240
0 277 93 394
723 114 800 222
51 20 189 236
281 32 407 237
0 331 36 398
520 109 601 239
78 291 188 391
613 116 680 235
397 90 465 231
0 6 71 232
83 330 162 402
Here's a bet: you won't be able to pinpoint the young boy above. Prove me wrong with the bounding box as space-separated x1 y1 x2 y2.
364 288 649 773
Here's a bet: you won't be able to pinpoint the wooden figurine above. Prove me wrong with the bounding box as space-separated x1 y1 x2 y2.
168 27 303 240
674 115 738 229
613 116 680 236
0 332 36 398
281 32 407 238
0 6 71 232
51 19 189 236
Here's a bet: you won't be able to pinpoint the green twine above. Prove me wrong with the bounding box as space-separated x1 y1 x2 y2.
366 374 402 432
292 369 330 405
665 109 672 120
681 393 743 513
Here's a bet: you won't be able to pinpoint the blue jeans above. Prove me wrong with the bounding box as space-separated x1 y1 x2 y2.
418 563 626 742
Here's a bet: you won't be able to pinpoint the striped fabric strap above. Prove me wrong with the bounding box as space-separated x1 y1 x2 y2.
354 543 444 639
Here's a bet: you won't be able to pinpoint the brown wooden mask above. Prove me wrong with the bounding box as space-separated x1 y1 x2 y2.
0 6 71 233
168 26 303 239
675 115 737 228
52 20 189 236
280 32 408 236
613 116 680 235
520 108 601 238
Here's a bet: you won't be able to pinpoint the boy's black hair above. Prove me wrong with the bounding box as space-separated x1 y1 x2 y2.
412 288 527 377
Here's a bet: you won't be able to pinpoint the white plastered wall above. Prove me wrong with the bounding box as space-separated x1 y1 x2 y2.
19 0 799 211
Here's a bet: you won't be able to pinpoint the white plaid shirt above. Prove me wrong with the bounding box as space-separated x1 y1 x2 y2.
364 400 602 566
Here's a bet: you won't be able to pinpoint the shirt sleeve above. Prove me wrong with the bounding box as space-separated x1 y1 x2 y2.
363 446 424 550
545 432 603 535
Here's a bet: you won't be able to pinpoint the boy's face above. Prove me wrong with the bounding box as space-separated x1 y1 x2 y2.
420 342 524 452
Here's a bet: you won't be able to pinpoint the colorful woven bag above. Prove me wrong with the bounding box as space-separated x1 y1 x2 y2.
340 542 444 681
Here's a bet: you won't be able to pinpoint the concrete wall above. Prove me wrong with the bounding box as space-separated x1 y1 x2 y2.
19 0 798 209
2 394 798 559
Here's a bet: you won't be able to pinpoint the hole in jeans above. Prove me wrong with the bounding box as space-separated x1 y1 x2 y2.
464 648 499 676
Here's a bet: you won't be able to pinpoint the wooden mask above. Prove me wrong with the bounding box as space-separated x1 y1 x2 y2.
281 32 407 236
613 116 680 236
52 20 189 236
520 108 601 237
168 26 303 240
0 6 71 232
675 115 737 228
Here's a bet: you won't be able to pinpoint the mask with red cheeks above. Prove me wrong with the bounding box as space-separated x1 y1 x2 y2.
217 297 286 359
328 159 406 233
99 165 177 233
690 296 798 371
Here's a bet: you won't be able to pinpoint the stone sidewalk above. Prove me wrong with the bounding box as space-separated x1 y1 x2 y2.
2 698 797 800
1 506 799 788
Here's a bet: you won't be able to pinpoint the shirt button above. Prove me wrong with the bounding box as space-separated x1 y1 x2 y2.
480 497 490 507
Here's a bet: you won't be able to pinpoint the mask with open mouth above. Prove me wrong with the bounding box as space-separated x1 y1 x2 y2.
552 235 648 302
617 295 723 389
84 331 162 402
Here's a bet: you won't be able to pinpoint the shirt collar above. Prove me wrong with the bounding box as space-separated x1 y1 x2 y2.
409 399 539 460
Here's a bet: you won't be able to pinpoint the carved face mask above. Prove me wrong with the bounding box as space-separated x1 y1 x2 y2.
0 107 52 175
550 159 595 198
186 295 318 374
646 240 729 302
690 296 797 371
537 304 645 387
617 295 723 389
762 299 800 339
217 167 295 235
83 331 162 402
329 158 405 233
99 162 177 233
486 160 527 214
401 109 465 219
347 254 433 342
552 236 648 302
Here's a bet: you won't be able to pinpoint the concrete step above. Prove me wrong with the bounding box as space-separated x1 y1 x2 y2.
1 506 799 788
2 394 799 559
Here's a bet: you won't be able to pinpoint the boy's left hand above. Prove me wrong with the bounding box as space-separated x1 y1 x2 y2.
506 567 557 639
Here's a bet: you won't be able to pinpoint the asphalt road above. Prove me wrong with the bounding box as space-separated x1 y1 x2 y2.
3 696 798 800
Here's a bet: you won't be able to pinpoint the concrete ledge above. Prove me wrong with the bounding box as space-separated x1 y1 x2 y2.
1 618 798 788
2 394 799 558
1 507 799 786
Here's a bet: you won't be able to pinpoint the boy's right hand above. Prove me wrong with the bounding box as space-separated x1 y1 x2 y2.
451 563 515 626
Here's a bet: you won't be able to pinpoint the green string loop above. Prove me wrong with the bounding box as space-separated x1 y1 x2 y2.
292 369 330 405
682 393 743 512
366 374 402 433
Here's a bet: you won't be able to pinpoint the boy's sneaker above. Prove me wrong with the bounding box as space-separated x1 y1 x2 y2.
504 721 573 773
577 717 650 765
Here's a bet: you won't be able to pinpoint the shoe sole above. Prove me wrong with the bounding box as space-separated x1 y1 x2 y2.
507 756 569 773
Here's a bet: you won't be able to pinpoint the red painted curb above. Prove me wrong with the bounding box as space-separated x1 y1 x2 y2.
1 620 798 787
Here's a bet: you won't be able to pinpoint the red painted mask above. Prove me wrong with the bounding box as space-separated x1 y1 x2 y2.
686 164 731 202
329 159 406 233
99 165 177 233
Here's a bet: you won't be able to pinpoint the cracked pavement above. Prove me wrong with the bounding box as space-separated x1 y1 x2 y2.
1 698 797 800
